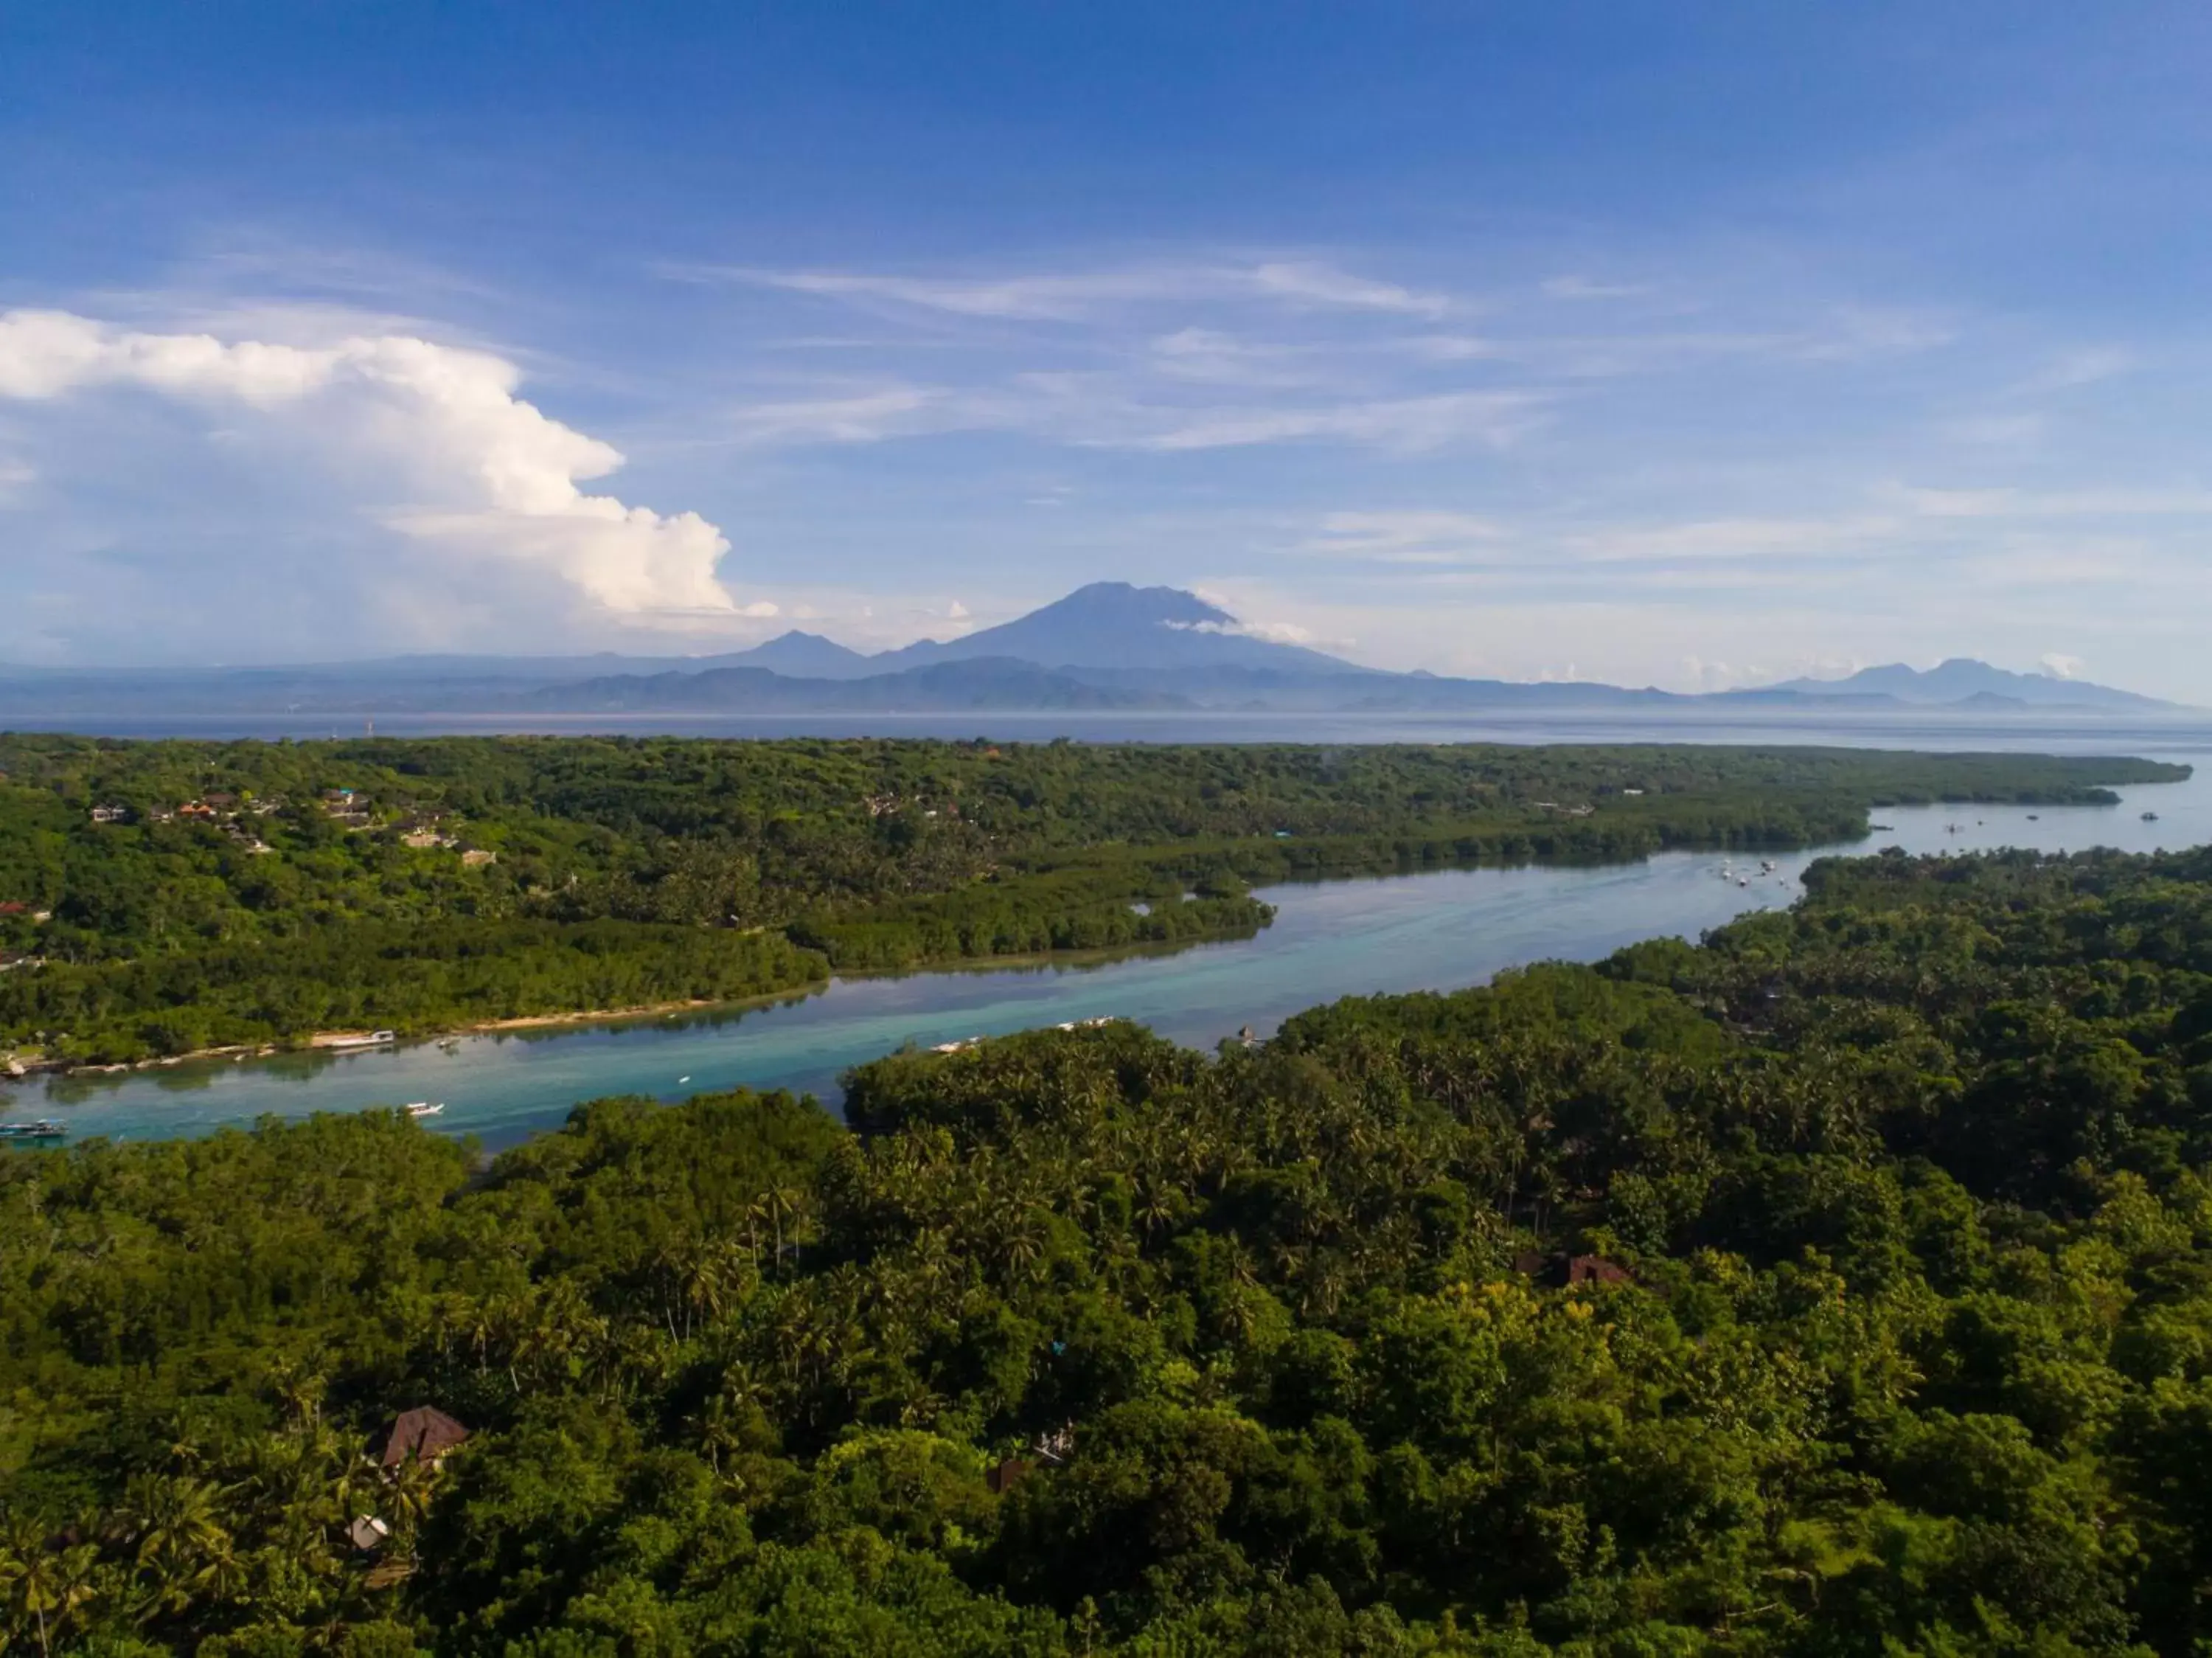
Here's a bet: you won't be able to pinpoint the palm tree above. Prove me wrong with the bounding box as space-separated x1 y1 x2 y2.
0 1527 102 1658
125 1473 232 1576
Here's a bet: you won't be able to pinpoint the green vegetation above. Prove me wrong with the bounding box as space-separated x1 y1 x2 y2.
13 844 2212 1651
0 733 2181 1063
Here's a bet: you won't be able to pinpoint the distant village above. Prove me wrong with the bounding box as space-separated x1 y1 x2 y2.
0 786 500 984
77 785 499 867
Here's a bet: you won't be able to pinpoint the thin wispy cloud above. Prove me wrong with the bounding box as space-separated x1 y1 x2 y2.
722 384 960 445
1108 390 1545 454
679 258 1451 322
1245 261 1449 318
1888 485 2212 518
1305 510 1506 563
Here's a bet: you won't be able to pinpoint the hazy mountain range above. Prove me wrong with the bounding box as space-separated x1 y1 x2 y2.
0 583 2185 719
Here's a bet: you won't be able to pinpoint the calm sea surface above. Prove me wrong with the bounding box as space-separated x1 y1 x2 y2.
6 713 2209 1148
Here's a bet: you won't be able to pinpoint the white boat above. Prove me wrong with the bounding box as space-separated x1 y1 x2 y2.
403 1101 445 1118
324 1030 396 1050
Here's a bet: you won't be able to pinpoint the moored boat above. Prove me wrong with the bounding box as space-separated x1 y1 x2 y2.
322 1030 397 1050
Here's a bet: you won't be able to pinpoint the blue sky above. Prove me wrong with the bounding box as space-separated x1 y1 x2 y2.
4 2 2210 696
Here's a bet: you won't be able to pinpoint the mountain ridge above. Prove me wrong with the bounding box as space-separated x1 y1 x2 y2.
1762 657 2171 710
0 586 2188 718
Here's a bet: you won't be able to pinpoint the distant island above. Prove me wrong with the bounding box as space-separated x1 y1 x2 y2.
0 583 2186 718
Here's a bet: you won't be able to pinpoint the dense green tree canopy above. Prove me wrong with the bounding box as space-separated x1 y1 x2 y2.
10 842 2212 1651
0 734 2177 1063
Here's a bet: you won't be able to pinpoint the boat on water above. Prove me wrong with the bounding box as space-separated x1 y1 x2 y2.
403 1101 445 1119
0 1120 66 1142
2143 811 2160 822
324 1030 397 1050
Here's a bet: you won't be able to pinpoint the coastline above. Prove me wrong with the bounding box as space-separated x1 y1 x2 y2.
0 926 1265 1085
2 989 827 1085
2 764 2189 1091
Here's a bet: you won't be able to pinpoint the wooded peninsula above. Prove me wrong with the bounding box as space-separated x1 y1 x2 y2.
8 842 2212 1652
0 734 2185 1066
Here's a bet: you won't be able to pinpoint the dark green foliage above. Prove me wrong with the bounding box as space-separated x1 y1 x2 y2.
0 733 2176 1061
21 836 2212 1649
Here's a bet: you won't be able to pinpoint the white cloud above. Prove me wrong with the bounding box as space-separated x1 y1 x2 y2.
2019 348 2133 392
1305 511 1506 563
1893 485 2212 518
724 384 953 445
0 309 736 615
1571 514 1899 561
703 259 1450 322
1246 261 1447 318
2040 652 2085 679
1171 616 1319 645
1147 329 1318 387
1793 306 1955 361
1113 390 1543 453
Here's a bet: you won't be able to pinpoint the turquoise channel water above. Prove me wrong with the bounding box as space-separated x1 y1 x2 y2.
7 720 2211 1148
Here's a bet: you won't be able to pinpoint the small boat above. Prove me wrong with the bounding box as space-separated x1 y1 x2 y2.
677 1075 691 1085
0 1120 66 1142
2026 814 2039 821
323 1030 396 1050
403 1101 444 1119
2143 811 2160 822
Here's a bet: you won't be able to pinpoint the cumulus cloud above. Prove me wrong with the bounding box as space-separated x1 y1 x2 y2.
0 309 737 616
2040 652 2086 679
